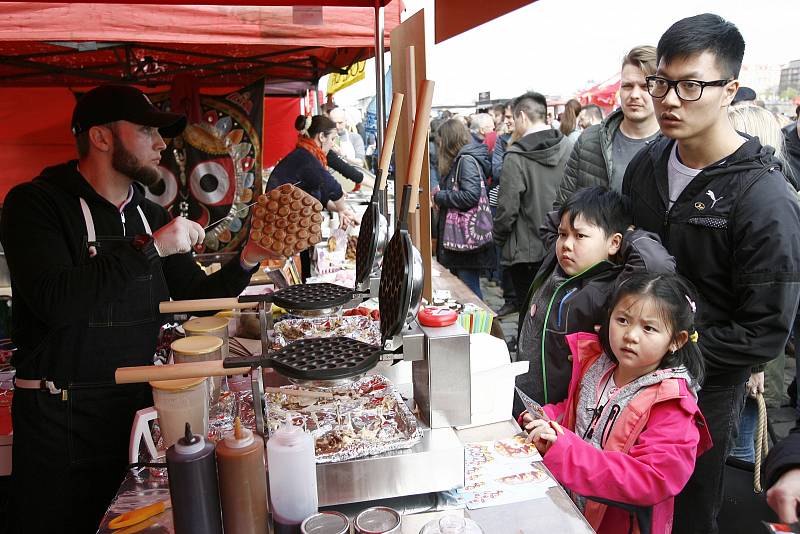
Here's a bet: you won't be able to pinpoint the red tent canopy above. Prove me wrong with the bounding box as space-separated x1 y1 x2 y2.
0 2 401 87
577 73 620 110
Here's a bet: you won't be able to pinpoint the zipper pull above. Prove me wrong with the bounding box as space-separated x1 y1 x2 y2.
121 211 126 235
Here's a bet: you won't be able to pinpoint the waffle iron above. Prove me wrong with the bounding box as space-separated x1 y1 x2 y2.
355 93 404 289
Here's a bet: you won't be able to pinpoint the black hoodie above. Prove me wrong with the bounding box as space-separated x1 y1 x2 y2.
622 136 800 387
0 161 255 384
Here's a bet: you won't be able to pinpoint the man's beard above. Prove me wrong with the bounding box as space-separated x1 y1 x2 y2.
112 140 161 187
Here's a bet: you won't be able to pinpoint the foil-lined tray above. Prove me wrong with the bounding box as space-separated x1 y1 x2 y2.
273 315 380 348
265 375 422 464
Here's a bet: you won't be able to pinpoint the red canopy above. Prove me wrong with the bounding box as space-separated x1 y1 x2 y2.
0 2 401 87
577 73 620 110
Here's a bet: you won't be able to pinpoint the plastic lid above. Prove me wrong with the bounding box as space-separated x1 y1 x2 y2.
418 307 458 327
171 335 223 355
174 422 206 455
271 418 307 447
149 376 207 391
223 417 255 449
183 316 229 333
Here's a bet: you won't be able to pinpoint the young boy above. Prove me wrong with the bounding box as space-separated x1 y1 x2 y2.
621 14 800 534
514 186 674 416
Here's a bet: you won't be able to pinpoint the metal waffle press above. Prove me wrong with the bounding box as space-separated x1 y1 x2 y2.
355 93 404 290
269 282 357 311
378 80 434 346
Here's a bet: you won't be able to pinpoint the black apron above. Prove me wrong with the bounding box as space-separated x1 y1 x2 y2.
6 197 169 534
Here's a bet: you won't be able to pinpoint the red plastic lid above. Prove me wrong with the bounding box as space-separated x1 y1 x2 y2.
418 307 458 327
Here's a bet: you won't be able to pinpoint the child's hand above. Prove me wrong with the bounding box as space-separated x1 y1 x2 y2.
520 411 534 426
525 419 560 455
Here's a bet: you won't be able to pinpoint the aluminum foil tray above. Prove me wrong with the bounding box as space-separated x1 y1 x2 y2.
265 375 422 464
273 316 380 349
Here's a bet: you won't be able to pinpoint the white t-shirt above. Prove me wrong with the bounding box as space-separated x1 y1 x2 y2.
667 143 701 209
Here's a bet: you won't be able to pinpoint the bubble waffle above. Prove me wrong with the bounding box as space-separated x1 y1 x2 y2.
250 183 323 257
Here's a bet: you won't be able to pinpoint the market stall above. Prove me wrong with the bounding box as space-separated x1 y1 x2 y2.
0 3 594 533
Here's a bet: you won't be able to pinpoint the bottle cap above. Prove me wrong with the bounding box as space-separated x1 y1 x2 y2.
174 422 206 455
223 417 255 449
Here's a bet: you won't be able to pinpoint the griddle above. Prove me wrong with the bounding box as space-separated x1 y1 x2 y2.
379 185 415 344
268 282 356 311
222 336 382 381
355 93 404 288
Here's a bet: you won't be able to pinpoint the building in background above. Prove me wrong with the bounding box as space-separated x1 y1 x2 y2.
779 60 800 99
739 64 782 100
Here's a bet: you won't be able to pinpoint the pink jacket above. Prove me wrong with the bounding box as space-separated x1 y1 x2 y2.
541 333 712 534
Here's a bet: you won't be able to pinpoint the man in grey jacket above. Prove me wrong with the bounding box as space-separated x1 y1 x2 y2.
493 91 573 303
554 45 660 207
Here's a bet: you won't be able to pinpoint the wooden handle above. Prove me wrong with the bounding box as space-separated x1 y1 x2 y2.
376 92 405 192
159 298 259 314
115 360 252 384
406 80 435 215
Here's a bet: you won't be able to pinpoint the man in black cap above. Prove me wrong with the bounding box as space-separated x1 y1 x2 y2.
0 85 275 532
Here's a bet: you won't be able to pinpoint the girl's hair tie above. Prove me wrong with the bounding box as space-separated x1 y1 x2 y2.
689 330 699 343
685 295 696 313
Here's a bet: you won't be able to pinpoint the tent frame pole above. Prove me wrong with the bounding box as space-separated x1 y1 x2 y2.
373 1 387 215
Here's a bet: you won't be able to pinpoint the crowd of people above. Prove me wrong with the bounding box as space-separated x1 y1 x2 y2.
426 12 800 534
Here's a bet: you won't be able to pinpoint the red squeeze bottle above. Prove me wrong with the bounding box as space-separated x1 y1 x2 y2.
216 417 269 534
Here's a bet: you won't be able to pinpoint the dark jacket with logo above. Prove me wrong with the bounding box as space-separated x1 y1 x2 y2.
494 129 572 266
0 161 255 385
554 108 625 209
622 135 800 387
513 212 674 414
434 142 494 270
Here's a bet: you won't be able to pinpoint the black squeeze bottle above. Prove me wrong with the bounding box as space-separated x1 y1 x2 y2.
166 422 223 534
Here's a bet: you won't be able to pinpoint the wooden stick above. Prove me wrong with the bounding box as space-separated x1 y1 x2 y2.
263 386 335 399
376 92 405 192
159 298 259 314
115 360 252 384
406 80 435 215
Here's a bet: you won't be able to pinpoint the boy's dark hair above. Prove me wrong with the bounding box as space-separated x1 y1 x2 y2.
657 13 745 79
558 186 632 238
512 91 547 124
600 272 705 384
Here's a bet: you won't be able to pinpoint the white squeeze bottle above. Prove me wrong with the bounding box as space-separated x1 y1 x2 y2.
267 420 318 533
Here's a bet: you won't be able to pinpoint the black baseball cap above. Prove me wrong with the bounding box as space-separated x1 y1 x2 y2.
71 84 187 137
732 86 757 105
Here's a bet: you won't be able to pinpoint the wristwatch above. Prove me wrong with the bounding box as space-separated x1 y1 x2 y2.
131 234 160 262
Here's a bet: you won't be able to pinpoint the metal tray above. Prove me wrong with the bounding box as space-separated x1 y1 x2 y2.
265 375 423 463
273 316 381 348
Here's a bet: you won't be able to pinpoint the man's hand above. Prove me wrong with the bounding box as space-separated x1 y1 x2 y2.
153 217 205 257
241 239 283 267
747 371 765 398
767 468 800 523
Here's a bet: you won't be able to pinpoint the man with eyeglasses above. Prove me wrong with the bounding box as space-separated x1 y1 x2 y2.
622 14 800 534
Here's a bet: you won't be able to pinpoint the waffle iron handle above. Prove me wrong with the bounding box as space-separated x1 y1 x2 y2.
115 360 252 384
374 92 406 202
398 184 413 230
159 297 259 314
405 80 435 217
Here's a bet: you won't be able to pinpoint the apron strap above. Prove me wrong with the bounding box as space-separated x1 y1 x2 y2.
136 206 152 236
79 197 96 243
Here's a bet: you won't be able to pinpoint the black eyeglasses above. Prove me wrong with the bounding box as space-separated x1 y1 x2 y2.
645 75 732 102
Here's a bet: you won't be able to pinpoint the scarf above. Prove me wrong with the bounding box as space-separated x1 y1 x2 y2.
296 135 327 167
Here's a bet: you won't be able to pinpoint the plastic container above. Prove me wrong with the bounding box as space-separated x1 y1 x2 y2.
216 418 268 534
166 423 223 534
267 420 318 532
171 335 224 402
419 516 484 534
150 376 209 448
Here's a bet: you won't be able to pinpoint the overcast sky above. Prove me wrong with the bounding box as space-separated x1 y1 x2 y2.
331 0 800 108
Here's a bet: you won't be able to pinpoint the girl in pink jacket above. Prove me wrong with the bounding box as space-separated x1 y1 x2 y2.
524 272 712 534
